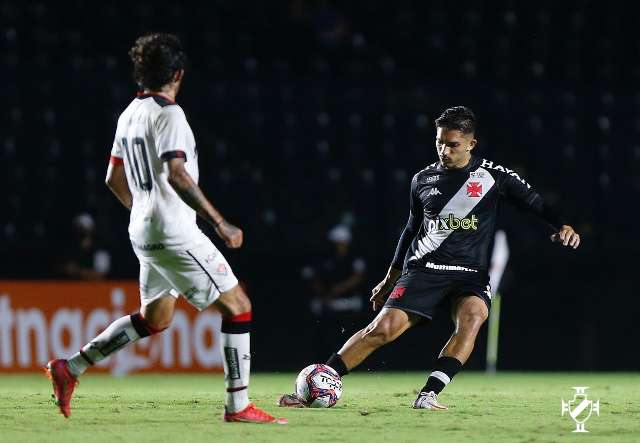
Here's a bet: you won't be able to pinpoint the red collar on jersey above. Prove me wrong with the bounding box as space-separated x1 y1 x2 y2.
136 91 176 104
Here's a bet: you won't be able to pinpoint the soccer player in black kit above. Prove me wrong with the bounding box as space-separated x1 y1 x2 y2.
280 106 580 410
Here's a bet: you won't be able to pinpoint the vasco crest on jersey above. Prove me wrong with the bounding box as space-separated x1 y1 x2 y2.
466 182 483 197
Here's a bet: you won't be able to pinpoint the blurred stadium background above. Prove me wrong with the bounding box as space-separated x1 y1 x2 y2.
1 0 638 376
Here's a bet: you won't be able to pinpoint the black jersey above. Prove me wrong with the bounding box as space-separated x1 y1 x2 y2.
391 156 565 276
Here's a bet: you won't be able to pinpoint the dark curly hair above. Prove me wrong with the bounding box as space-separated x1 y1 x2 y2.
435 106 477 135
128 33 187 91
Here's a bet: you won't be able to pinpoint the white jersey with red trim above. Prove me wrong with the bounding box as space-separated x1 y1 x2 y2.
110 93 205 255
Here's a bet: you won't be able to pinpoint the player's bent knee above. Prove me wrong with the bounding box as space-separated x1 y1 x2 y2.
140 295 176 332
458 298 488 323
236 287 252 313
132 312 170 337
147 319 171 333
217 285 252 318
363 321 394 347
474 306 489 322
458 311 487 334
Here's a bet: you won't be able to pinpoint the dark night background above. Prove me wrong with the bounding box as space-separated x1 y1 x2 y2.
1 1 638 371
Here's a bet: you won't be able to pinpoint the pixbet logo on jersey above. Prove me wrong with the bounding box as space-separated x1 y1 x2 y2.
427 213 479 233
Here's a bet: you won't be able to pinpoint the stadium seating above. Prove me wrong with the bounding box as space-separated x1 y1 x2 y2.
1 0 625 280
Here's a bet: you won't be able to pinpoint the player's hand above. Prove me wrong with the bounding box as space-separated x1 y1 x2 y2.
370 278 396 311
550 225 580 249
216 220 243 249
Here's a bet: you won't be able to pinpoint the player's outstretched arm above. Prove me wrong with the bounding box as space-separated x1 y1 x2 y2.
105 162 132 210
498 167 580 250
550 225 580 249
165 157 243 249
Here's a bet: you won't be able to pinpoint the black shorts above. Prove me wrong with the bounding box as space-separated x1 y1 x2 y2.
384 270 492 320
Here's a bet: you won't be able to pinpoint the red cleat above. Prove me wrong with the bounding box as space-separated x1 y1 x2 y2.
224 403 287 424
45 359 78 418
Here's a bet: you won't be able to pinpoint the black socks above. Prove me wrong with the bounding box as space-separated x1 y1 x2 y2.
422 356 463 394
326 353 349 377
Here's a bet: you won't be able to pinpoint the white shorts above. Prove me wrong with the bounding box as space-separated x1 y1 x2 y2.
136 238 239 311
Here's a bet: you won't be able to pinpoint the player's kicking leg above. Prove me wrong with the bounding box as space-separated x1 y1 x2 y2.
413 294 488 410
215 285 286 424
278 307 420 407
46 294 175 417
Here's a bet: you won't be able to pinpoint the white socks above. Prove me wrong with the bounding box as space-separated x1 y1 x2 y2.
67 313 154 377
65 310 254 415
221 312 252 413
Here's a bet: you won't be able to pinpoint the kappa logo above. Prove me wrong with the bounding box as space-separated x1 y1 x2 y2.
389 286 406 299
427 187 442 197
467 182 483 197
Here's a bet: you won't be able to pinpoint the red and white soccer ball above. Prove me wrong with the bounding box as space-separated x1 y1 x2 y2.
295 364 343 408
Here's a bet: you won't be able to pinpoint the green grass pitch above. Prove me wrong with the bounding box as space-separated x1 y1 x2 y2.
1 372 638 442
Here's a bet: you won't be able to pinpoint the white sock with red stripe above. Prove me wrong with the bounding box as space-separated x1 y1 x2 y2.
221 312 252 413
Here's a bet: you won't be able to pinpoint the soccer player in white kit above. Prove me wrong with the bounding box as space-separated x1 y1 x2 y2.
45 33 286 424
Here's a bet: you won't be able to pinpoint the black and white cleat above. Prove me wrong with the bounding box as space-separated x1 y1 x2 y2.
412 391 448 410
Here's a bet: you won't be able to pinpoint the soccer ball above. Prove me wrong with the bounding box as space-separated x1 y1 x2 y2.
295 364 343 408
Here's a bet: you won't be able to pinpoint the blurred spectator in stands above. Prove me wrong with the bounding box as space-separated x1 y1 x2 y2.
302 224 367 353
311 1 350 47
290 0 351 49
58 213 111 280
